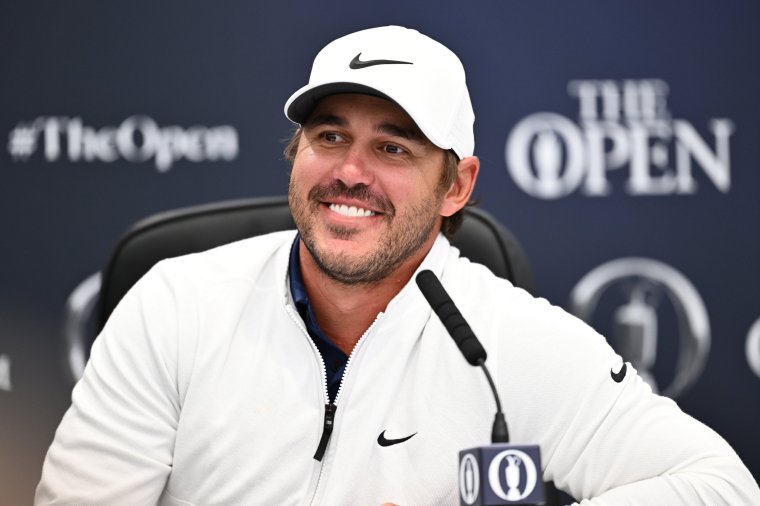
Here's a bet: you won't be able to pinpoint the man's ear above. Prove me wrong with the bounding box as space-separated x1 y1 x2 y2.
440 156 480 217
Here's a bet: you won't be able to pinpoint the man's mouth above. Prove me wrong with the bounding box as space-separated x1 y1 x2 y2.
328 203 377 218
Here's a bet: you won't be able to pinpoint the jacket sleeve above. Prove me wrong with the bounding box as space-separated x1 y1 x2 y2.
559 367 760 505
502 299 760 505
35 263 185 505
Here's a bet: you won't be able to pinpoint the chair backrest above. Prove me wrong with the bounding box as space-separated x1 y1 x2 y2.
96 195 536 333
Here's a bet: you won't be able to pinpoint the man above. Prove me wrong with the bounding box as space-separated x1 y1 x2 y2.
37 26 759 505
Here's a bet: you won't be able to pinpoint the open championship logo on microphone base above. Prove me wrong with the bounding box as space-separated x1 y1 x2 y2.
459 445 543 505
488 449 539 503
459 453 480 505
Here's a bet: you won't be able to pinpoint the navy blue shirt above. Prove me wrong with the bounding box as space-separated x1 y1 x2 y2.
288 236 348 403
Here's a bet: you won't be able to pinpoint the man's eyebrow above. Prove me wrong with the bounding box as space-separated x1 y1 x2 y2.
377 123 426 144
303 114 345 128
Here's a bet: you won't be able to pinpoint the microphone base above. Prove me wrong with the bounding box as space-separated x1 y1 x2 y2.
458 444 544 505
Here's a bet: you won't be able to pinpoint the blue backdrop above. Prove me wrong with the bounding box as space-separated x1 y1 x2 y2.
2 1 758 502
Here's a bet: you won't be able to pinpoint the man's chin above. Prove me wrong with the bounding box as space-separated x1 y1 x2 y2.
315 221 382 247
306 245 382 285
313 237 373 262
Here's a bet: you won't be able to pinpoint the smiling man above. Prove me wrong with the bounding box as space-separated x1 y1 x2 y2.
286 93 478 356
36 26 760 505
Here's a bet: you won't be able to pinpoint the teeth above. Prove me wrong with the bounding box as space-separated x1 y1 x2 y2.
329 203 376 217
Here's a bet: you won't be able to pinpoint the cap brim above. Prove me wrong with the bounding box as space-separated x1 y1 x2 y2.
285 82 395 124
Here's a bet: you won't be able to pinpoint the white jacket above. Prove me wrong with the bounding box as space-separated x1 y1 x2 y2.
36 231 760 505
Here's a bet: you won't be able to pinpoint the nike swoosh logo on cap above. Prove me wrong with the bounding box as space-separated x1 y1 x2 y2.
349 53 413 69
377 430 417 447
611 362 627 383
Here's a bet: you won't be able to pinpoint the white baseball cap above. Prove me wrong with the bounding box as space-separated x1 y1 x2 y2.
284 25 475 159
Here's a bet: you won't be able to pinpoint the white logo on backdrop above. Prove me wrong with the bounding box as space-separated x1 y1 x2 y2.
569 258 710 398
8 116 238 172
62 272 102 382
0 354 12 392
505 79 734 199
747 317 760 380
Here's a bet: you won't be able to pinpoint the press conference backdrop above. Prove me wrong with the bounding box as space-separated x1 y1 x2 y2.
2 1 758 502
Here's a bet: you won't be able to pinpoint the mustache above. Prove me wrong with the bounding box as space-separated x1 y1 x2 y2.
308 181 395 216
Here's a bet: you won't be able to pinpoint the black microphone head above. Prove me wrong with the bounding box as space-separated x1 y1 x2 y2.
416 270 487 366
415 270 445 302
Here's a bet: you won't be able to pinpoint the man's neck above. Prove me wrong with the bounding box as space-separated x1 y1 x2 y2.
297 239 434 356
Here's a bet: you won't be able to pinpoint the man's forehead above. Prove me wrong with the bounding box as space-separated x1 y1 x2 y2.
304 94 428 143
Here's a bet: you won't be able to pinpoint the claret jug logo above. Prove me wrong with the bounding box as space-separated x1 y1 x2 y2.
487 449 539 502
505 79 734 199
569 258 711 398
8 116 239 172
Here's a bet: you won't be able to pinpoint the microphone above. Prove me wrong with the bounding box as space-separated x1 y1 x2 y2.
416 270 544 506
416 270 507 441
416 269 487 366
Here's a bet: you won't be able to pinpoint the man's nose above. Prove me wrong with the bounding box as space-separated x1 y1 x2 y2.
333 145 375 188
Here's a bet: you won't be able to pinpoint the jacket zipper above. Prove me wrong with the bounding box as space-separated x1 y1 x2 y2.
333 312 382 406
312 403 336 461
310 311 384 461
309 311 384 506
287 302 385 504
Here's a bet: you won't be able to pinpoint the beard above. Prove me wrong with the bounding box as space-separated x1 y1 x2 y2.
289 178 443 286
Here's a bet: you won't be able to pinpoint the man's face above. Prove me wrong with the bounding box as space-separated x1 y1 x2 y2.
288 93 450 285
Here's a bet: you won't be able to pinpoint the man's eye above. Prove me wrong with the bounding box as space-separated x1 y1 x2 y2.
322 132 343 143
383 144 406 155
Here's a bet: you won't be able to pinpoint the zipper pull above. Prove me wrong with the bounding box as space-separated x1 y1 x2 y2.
313 403 337 461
